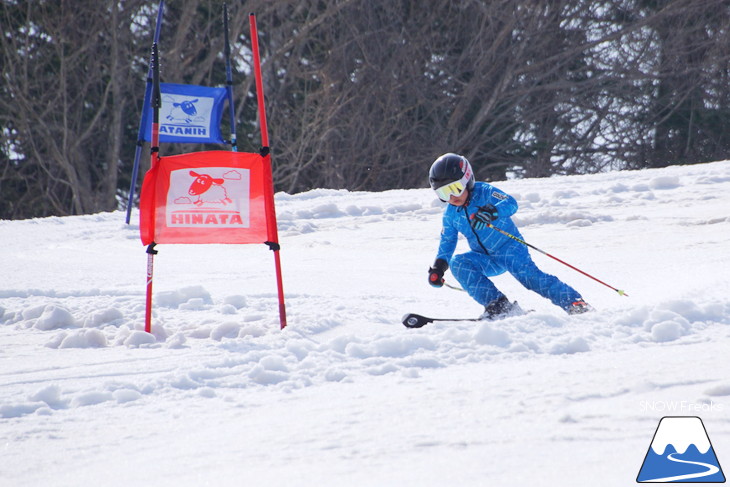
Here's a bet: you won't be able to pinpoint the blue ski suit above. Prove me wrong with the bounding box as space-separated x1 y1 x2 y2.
436 182 582 311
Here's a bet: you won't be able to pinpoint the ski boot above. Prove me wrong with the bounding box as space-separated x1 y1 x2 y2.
567 299 593 315
480 295 522 321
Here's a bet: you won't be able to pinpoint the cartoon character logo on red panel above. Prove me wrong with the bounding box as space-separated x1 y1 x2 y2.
166 168 250 227
187 171 233 206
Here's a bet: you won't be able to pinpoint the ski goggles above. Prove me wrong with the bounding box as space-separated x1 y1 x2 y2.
434 180 467 201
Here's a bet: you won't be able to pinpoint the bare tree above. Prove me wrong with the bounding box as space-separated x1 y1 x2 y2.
0 0 145 218
2 0 730 219
643 0 730 167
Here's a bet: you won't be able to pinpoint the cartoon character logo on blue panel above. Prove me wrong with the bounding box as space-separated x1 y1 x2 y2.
637 416 725 483
165 97 205 125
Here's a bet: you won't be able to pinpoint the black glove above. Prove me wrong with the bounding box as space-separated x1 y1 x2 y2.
428 258 449 288
471 204 498 230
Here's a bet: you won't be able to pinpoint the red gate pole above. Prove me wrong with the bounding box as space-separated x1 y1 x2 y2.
145 42 162 334
144 243 158 333
250 13 287 329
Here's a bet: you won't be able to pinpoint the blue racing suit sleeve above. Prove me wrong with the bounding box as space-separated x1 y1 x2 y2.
488 186 518 218
436 213 459 263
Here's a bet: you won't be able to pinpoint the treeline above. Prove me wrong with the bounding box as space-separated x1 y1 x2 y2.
2 0 729 219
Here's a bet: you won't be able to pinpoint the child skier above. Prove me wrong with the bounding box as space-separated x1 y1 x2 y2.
427 153 591 319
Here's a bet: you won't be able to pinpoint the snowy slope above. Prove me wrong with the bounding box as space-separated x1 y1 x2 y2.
1 161 729 486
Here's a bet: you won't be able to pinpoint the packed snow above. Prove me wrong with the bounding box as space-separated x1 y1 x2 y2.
1 160 729 486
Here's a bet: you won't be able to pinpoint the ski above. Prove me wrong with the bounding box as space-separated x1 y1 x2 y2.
401 313 480 328
402 308 535 328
